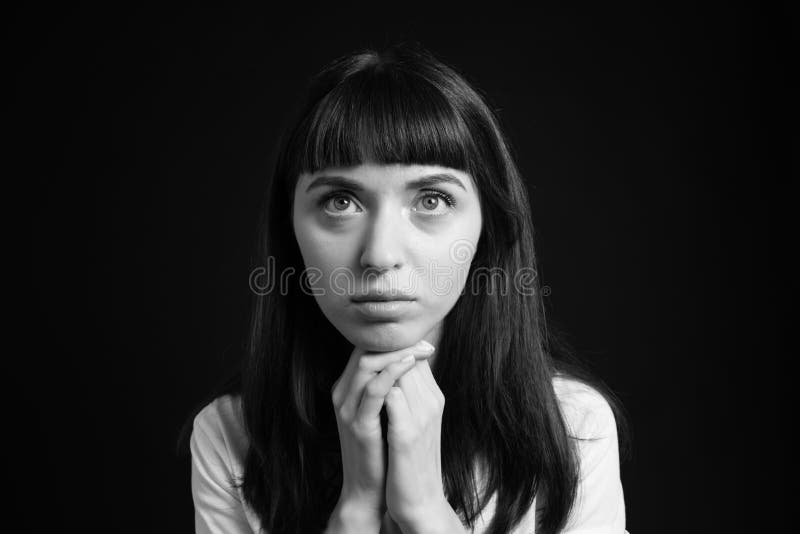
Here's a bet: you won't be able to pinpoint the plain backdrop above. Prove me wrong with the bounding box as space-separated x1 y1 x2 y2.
19 3 790 533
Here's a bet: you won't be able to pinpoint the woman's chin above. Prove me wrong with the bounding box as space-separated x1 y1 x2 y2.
343 322 425 353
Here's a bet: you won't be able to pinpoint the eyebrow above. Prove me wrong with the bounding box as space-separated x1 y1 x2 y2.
304 173 467 193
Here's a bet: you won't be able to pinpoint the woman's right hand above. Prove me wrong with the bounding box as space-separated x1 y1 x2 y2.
329 340 436 527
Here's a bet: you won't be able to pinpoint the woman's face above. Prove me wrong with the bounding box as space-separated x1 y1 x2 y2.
292 162 482 354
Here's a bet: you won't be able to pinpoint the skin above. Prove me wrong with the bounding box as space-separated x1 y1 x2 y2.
292 161 483 368
293 162 483 533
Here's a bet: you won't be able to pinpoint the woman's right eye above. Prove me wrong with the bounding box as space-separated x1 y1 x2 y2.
319 192 362 216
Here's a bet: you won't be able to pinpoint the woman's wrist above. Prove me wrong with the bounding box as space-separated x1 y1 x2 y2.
393 498 467 534
325 498 383 534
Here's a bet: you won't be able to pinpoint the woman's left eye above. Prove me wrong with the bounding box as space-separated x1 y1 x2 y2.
413 190 456 215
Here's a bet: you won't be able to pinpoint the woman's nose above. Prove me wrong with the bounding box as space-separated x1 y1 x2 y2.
359 208 404 272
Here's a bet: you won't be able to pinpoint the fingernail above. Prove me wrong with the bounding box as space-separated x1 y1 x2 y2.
418 340 435 352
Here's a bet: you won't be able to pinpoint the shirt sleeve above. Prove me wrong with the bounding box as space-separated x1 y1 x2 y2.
560 386 627 534
190 410 256 534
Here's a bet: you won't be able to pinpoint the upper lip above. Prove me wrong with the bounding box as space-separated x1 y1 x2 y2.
351 291 417 302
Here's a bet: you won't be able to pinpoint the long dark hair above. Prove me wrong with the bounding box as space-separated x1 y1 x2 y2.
179 42 629 534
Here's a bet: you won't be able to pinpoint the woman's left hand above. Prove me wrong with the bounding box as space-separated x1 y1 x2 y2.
383 357 452 532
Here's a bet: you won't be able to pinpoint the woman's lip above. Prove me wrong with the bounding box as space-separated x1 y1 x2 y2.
350 300 416 320
351 298 416 303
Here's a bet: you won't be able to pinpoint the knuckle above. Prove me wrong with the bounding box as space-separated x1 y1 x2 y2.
336 405 351 421
357 358 373 373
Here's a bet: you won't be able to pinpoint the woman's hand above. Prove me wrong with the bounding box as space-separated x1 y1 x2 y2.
330 340 436 529
384 354 454 532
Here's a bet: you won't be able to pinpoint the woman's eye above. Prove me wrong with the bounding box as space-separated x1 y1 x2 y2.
319 192 361 216
317 190 455 217
413 191 456 215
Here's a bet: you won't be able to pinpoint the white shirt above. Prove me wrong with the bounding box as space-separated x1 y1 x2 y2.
190 376 628 533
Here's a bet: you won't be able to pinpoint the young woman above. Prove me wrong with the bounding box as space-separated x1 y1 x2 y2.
184 42 629 534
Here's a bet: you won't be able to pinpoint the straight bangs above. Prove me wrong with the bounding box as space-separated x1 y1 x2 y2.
287 68 480 181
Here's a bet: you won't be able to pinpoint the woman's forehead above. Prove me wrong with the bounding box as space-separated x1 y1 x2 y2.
297 162 475 193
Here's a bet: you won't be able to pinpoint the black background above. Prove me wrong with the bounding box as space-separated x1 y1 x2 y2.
19 3 790 533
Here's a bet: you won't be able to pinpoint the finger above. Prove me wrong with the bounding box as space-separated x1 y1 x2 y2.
341 342 434 414
396 365 426 416
358 341 435 373
410 362 435 403
384 385 412 430
416 358 440 397
418 359 446 410
409 362 439 415
331 345 365 405
354 355 418 426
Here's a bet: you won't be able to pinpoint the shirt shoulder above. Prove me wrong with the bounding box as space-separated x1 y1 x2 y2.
192 394 249 478
551 375 627 532
190 394 262 533
552 374 617 441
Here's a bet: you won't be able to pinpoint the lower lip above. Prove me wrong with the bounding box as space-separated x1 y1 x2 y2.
351 300 415 320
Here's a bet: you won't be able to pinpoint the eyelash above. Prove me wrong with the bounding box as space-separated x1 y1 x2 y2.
317 189 457 214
